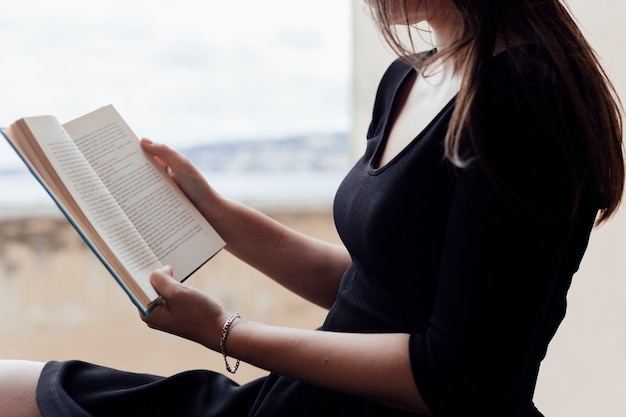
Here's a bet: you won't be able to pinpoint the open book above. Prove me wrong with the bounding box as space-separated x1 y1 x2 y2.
2 105 225 315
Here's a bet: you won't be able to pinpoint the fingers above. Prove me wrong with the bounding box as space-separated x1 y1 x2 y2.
149 265 177 299
141 138 202 183
140 137 165 154
140 138 171 172
140 266 175 323
141 138 181 167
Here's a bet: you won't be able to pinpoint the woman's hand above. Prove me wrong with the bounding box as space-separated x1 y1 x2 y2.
140 265 229 351
140 138 224 221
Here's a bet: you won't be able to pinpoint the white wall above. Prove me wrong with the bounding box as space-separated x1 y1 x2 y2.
351 1 626 415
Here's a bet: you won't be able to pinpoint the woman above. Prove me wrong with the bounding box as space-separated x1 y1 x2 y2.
1 0 623 416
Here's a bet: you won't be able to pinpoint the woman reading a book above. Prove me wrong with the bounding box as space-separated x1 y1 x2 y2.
1 0 624 416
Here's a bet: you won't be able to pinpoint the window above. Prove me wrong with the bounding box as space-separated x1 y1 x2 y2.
0 0 352 209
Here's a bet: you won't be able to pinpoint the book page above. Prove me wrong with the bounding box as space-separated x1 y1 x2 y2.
63 105 224 283
21 116 161 301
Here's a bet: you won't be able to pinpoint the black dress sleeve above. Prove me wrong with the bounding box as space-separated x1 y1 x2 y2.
408 50 598 416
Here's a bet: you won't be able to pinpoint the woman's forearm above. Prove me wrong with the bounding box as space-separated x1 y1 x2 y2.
200 197 351 309
143 271 431 414
221 319 431 415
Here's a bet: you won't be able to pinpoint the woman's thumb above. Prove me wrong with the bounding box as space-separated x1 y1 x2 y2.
150 265 176 297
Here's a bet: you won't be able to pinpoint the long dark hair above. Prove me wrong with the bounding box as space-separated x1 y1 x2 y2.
368 0 624 224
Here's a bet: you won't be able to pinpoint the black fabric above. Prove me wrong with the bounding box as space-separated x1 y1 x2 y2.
37 361 261 417
37 48 597 417
331 50 597 416
37 361 424 417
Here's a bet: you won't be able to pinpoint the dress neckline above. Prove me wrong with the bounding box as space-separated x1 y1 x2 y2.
369 64 457 174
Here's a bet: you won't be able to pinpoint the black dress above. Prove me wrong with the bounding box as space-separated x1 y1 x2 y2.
37 48 600 417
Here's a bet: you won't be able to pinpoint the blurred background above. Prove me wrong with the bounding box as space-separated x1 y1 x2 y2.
1 1 625 415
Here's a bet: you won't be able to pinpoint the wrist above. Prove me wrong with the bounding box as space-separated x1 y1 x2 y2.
219 312 244 374
197 194 231 230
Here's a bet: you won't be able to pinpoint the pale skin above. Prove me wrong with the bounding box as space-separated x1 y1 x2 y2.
0 1 464 415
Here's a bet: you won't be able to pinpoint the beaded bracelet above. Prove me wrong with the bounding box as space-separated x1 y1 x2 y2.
220 312 241 374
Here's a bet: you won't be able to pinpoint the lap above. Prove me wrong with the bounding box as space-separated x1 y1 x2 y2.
36 360 425 417
36 360 264 417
